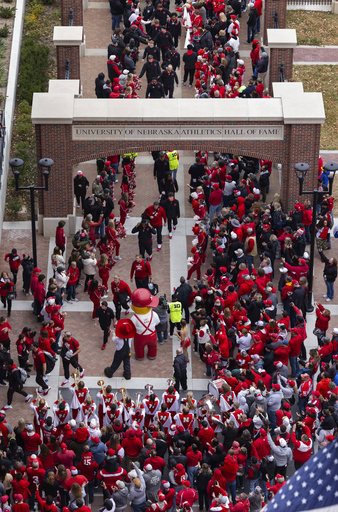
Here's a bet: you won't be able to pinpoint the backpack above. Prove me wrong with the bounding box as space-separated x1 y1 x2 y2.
43 351 56 374
17 367 28 384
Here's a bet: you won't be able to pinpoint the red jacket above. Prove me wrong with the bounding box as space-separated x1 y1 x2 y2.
111 280 132 302
21 430 42 452
34 282 45 304
291 425 312 463
130 259 152 280
315 304 330 331
288 333 303 357
121 434 143 457
221 455 239 483
36 490 58 512
144 205 167 227
5 253 21 271
67 267 80 286
197 427 215 448
55 227 65 249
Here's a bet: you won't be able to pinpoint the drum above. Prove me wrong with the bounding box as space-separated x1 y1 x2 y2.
208 378 226 399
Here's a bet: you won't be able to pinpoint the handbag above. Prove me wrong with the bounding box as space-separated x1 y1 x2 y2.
313 327 324 336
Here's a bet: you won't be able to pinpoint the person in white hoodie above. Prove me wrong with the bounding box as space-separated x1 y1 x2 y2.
82 251 97 292
55 266 69 305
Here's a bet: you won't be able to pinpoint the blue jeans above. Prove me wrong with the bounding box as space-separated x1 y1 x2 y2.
132 502 146 512
227 480 236 503
255 16 260 33
304 224 311 244
157 329 168 343
249 478 260 494
95 220 105 236
223 194 233 207
209 203 222 222
187 466 198 488
247 25 256 43
268 410 277 432
326 280 334 300
298 396 308 417
247 255 254 273
289 355 299 377
111 14 122 30
67 284 76 301
87 481 95 503
171 168 178 181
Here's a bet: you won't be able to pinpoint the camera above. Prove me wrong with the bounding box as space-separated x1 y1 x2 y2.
159 294 168 308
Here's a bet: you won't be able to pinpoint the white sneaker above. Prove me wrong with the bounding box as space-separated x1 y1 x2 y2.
77 205 80 208
326 298 332 302
43 387 52 396
72 298 79 302
25 394 33 403
169 233 172 239
61 379 69 386
323 294 327 298
65 300 73 304
80 369 85 378
125 309 130 315
115 256 122 260
3 405 12 410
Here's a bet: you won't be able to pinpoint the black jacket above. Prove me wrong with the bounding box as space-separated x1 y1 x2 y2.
154 30 173 48
160 69 178 88
173 282 192 304
173 353 187 377
109 0 125 15
95 73 105 98
146 81 165 98
7 365 23 389
163 198 180 219
183 50 197 69
247 8 258 26
139 59 161 82
153 158 169 179
131 223 156 244
74 175 89 195
320 252 338 282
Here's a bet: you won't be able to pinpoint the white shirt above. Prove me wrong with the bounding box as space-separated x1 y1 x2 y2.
113 336 132 351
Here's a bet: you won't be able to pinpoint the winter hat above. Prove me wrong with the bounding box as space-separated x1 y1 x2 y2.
1 496 9 504
272 384 281 391
255 486 262 494
333 328 338 334
162 481 170 489
145 464 153 471
26 424 33 432
158 494 166 501
71 467 78 475
61 443 67 452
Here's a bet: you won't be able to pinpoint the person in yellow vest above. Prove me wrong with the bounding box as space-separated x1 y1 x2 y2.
168 296 182 337
244 227 257 273
166 150 179 181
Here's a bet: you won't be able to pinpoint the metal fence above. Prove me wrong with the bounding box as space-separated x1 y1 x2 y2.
0 110 6 190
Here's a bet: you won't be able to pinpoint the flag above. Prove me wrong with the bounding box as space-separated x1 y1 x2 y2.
264 438 338 512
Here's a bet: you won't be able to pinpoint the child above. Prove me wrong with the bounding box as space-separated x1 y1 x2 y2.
56 220 66 253
97 254 110 289
163 192 180 239
4 248 21 285
66 261 80 303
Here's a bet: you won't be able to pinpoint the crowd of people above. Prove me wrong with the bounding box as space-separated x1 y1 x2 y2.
0 138 338 512
94 0 269 99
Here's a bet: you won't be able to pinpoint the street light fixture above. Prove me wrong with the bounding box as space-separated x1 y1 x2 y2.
9 157 54 267
294 161 337 312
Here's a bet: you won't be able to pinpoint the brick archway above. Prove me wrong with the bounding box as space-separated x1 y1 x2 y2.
32 89 324 235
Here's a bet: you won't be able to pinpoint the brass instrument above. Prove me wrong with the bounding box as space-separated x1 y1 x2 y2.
167 378 175 388
135 392 143 409
197 394 215 414
119 387 127 403
36 388 43 402
58 390 64 403
211 415 224 427
144 383 153 395
97 379 106 396
71 370 80 390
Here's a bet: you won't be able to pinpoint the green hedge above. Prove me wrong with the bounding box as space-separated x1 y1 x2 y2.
18 38 49 105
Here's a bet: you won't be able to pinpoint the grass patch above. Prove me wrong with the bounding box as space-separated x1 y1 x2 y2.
293 65 338 150
287 10 338 46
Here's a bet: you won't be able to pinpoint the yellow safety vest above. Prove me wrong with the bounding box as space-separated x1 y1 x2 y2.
167 151 179 171
123 152 138 159
169 301 182 323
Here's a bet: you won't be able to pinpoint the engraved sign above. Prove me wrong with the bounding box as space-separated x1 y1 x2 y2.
72 125 284 141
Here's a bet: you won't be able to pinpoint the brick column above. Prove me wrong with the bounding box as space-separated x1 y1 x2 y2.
282 124 321 211
61 0 83 26
53 26 83 81
263 0 287 46
267 29 297 96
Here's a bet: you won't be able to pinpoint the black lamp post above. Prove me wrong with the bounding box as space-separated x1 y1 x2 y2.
9 157 54 267
294 161 338 312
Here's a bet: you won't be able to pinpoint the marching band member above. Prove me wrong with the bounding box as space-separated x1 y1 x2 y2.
96 384 116 427
161 384 180 419
143 388 160 429
154 403 172 433
52 395 70 431
70 378 89 421
30 395 49 434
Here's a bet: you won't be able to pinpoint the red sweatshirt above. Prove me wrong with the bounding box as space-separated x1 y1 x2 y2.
67 267 80 286
21 430 42 452
130 259 152 280
291 425 312 463
144 205 167 227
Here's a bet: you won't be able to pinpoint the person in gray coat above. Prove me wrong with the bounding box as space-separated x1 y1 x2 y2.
127 464 146 512
153 297 169 343
143 464 162 502
256 51 269 88
266 429 292 478
108 481 128 512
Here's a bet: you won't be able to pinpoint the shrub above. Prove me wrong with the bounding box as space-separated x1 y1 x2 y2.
0 24 9 37
7 197 22 218
18 100 32 115
18 38 49 104
0 6 16 18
